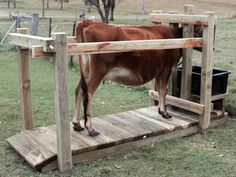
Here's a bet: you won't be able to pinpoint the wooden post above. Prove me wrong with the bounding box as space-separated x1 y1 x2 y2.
180 5 194 99
31 13 39 36
199 12 215 133
17 28 33 130
168 10 179 97
49 18 52 37
52 32 73 172
15 16 21 32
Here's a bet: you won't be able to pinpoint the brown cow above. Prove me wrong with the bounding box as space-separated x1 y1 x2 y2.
73 20 202 136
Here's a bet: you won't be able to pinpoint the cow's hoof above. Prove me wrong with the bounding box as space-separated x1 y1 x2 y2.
73 122 85 132
158 108 172 119
162 113 172 119
89 129 100 137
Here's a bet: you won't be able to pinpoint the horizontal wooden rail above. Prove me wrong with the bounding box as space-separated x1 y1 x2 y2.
67 38 202 55
67 36 76 44
149 90 205 115
150 13 208 25
8 34 76 52
32 38 202 57
8 33 54 52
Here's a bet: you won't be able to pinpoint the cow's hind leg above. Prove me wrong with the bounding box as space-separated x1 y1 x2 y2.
83 66 106 137
73 81 85 132
156 73 172 119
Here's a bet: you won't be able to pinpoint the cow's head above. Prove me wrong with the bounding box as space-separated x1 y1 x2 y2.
193 23 203 52
193 23 216 52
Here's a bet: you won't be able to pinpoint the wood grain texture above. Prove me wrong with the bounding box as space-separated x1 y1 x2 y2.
17 28 33 130
180 5 194 100
8 33 54 52
52 32 72 172
67 38 202 55
7 106 225 172
150 13 208 25
149 90 204 114
199 12 216 133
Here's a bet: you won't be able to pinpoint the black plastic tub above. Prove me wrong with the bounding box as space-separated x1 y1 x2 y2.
177 66 231 96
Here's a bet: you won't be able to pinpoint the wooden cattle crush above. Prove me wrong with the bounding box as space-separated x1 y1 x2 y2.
7 5 228 172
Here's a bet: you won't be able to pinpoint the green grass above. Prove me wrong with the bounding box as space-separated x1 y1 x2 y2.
1 2 236 176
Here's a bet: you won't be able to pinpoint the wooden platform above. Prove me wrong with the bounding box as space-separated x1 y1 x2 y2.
7 106 226 172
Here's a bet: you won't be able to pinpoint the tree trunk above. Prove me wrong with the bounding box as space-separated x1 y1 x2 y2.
109 0 115 21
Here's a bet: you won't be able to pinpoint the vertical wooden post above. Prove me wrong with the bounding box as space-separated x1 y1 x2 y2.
199 12 215 133
17 28 33 130
15 16 21 32
150 10 162 106
52 32 73 172
168 10 179 97
180 5 194 99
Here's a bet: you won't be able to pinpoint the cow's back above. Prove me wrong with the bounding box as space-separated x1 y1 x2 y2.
77 21 182 85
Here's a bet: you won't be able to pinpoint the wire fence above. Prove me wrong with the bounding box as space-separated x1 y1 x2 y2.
0 13 77 46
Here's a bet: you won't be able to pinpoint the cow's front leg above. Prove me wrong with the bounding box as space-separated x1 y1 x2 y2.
156 78 172 119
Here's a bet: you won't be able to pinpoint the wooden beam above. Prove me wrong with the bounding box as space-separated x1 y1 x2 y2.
180 5 194 100
68 38 202 55
32 38 202 58
41 126 198 172
192 93 228 102
32 46 53 58
8 33 54 52
199 12 216 133
150 13 208 25
149 90 204 115
52 32 72 172
17 28 33 130
67 36 76 44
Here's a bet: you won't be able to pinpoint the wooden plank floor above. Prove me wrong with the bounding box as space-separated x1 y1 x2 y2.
7 106 223 171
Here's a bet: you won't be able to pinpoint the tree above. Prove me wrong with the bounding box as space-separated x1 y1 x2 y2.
84 0 117 23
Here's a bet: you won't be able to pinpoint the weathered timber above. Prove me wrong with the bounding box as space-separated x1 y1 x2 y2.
199 12 216 133
180 5 194 99
8 33 54 52
150 13 208 25
42 126 199 172
67 38 202 55
17 28 33 130
7 106 200 171
52 32 72 172
149 90 204 114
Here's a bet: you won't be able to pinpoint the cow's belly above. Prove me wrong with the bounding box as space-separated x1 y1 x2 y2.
103 67 152 86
